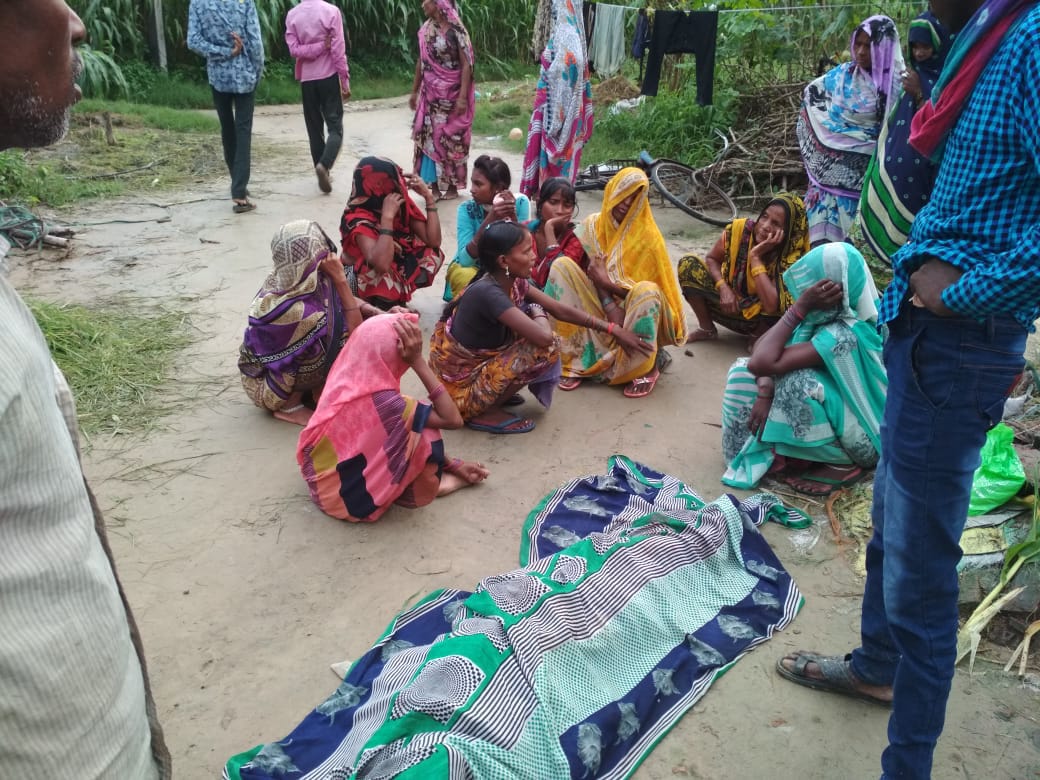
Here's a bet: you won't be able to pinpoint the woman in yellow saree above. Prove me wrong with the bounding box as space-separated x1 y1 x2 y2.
542 167 685 397
677 193 809 348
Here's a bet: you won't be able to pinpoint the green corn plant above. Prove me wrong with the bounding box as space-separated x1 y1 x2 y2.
71 0 145 58
957 473 1040 671
77 44 130 99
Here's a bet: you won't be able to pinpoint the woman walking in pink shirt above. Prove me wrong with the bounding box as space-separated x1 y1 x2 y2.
285 0 351 194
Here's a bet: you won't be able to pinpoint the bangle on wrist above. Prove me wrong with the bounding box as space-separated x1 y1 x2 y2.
428 383 446 402
344 305 360 311
714 278 726 290
378 227 394 236
750 265 768 278
607 322 615 336
756 392 773 399
425 204 438 212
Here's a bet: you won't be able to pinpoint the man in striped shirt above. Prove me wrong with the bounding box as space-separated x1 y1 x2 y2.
779 1 1039 777
0 1 170 776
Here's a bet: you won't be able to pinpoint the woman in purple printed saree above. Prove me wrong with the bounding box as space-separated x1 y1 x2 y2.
409 0 475 200
238 220 383 426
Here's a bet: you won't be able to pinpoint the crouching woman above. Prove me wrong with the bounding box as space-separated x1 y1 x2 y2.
429 220 647 433
298 313 487 521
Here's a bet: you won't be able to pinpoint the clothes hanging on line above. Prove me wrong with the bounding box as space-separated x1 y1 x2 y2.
640 9 718 106
589 3 630 77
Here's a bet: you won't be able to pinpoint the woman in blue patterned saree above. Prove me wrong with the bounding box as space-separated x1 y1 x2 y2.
720 243 887 494
797 16 903 246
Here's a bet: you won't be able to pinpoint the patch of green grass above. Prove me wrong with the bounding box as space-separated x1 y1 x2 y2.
582 88 739 166
75 100 218 132
471 85 535 155
26 298 193 437
0 150 125 206
1 109 227 207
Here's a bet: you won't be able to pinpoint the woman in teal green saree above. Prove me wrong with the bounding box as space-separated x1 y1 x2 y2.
720 243 887 494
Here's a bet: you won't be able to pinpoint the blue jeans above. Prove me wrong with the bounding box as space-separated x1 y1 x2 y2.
849 304 1025 779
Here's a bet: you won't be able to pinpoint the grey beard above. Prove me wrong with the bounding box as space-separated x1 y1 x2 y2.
3 88 72 149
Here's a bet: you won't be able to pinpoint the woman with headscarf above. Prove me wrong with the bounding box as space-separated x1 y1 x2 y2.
677 193 809 348
238 220 384 425
443 154 531 301
798 15 904 246
720 243 887 494
298 313 488 522
518 0 594 197
410 0 475 201
856 11 951 266
340 156 445 310
543 167 685 398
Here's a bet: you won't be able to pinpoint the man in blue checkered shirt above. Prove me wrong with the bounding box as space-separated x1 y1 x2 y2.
779 1 1039 777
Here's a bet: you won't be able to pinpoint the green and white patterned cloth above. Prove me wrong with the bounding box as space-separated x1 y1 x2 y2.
226 456 803 780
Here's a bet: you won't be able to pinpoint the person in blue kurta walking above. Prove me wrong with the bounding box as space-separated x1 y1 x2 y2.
188 0 265 213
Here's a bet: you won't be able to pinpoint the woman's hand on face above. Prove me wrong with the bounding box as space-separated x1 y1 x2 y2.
381 192 405 224
319 254 346 282
394 319 424 365
614 325 655 356
797 279 844 312
748 396 773 439
752 226 785 257
546 214 569 238
718 283 739 315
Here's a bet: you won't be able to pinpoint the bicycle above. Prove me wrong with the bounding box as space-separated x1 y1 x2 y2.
571 130 739 228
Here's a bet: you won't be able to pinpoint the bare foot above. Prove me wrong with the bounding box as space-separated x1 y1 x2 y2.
444 458 489 485
273 406 312 426
780 464 867 496
686 327 718 344
437 461 488 497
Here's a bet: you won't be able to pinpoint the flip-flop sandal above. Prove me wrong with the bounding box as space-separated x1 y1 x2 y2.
623 368 660 398
504 393 525 407
781 465 867 496
775 652 892 708
232 200 256 214
558 377 582 391
465 415 535 434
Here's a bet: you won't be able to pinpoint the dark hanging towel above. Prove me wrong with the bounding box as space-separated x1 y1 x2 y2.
631 8 652 82
640 9 718 105
583 1 597 53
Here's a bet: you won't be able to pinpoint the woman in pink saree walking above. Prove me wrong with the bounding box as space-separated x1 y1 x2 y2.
409 0 475 201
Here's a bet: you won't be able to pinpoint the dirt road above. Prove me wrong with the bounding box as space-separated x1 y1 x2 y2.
10 99 1039 779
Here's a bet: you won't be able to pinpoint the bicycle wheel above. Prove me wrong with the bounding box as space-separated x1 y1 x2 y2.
574 159 638 191
650 160 737 227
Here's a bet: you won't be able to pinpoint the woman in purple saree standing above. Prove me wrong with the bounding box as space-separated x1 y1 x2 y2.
409 0 475 201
